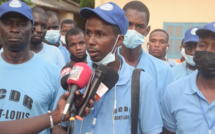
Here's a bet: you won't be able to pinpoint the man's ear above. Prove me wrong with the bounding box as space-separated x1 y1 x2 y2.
166 44 169 52
31 26 35 38
145 25 151 37
116 34 124 47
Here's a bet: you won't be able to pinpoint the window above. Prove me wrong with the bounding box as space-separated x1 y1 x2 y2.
164 22 207 59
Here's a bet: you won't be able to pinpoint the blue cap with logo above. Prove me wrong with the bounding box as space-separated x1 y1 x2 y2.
184 26 200 44
0 0 33 24
196 22 215 36
80 2 129 35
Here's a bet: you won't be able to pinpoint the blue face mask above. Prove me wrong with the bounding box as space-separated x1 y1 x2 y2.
181 48 196 66
45 30 60 44
123 30 145 49
94 35 120 66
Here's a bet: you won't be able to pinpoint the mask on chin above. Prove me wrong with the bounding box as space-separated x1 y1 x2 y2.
123 30 145 49
94 35 120 66
45 30 60 44
194 51 215 78
181 48 196 66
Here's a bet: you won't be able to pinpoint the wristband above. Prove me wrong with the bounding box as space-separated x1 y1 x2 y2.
48 111 54 129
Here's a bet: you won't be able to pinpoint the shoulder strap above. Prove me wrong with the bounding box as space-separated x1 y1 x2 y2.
131 68 143 134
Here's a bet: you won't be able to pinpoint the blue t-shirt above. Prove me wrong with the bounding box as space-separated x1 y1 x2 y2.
161 70 215 134
58 41 70 64
0 54 61 134
37 43 65 69
74 56 163 134
166 58 178 68
172 61 195 81
119 47 173 102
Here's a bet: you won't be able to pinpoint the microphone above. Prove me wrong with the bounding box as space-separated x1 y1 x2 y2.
60 63 73 90
76 64 119 120
95 67 119 102
61 62 91 121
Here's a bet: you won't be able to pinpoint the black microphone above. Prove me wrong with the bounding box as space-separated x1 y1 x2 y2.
60 63 73 90
75 64 119 120
61 62 91 121
94 67 119 102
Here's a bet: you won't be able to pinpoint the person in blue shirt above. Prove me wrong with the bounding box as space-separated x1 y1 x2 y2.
70 2 162 134
161 21 215 134
30 7 65 69
147 29 178 67
44 11 70 64
172 26 200 81
60 19 77 47
65 27 89 65
119 1 173 102
0 1 62 134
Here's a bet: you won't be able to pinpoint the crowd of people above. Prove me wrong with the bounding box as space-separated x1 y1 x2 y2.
0 0 215 134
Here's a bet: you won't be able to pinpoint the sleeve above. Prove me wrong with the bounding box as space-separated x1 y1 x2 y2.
161 86 177 132
56 49 66 69
161 67 174 100
49 66 62 111
139 72 163 134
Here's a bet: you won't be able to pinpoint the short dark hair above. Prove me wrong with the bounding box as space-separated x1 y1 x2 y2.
65 27 84 46
31 7 47 19
46 11 60 23
123 1 150 25
60 19 77 29
149 29 169 43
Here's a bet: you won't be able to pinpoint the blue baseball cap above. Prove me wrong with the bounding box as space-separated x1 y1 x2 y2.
0 0 33 24
80 2 128 35
184 26 200 44
196 22 215 36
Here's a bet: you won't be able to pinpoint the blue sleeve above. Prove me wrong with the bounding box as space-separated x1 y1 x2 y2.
56 49 66 69
49 67 62 111
139 72 163 134
161 85 177 132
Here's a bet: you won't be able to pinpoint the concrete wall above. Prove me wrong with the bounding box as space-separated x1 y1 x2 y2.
95 0 215 52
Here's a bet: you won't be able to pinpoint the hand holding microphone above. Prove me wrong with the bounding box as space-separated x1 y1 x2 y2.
61 62 91 121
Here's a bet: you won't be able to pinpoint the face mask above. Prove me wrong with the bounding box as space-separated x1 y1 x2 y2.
94 35 120 66
123 30 145 49
45 30 60 44
194 51 215 78
60 35 66 45
181 48 196 66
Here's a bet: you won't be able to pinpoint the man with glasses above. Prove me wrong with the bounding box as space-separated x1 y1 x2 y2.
119 1 173 102
30 7 65 68
172 27 199 81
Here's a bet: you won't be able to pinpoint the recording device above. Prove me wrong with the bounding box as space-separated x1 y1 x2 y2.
61 62 91 121
60 63 73 90
76 64 119 120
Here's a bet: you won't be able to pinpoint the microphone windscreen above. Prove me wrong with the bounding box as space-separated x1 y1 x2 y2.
60 63 73 90
96 64 109 75
102 67 119 90
67 62 91 89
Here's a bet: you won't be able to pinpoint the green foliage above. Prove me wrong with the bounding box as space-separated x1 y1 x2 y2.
74 0 94 8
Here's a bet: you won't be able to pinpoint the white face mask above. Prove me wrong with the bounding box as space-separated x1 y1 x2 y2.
181 48 196 66
45 30 60 44
94 35 120 66
123 30 145 49
60 35 66 45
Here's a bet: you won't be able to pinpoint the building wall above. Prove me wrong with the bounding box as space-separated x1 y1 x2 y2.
59 11 74 23
95 0 215 58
